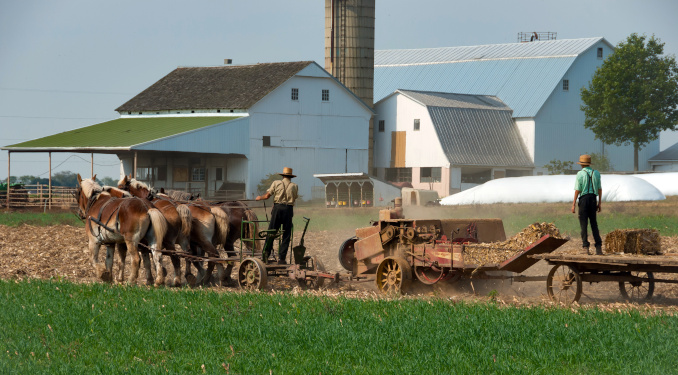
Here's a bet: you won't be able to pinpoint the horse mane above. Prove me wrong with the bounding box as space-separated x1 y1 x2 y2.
129 179 151 191
80 178 103 199
102 186 132 198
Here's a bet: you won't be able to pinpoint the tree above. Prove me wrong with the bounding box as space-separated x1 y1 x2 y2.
580 33 678 171
544 159 574 175
589 152 613 172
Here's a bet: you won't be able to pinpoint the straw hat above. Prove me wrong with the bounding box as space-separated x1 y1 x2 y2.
279 167 296 178
576 154 591 165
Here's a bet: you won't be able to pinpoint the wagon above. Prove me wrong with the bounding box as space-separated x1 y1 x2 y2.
531 253 678 304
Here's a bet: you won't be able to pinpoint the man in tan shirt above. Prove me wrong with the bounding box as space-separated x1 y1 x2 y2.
256 167 299 264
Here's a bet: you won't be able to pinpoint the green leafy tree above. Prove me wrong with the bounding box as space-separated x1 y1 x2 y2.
589 152 613 172
581 33 678 171
544 159 574 175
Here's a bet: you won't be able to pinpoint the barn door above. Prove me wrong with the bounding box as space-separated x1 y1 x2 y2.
390 131 406 168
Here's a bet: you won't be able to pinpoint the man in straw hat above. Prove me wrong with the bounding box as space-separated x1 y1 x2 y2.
256 167 299 264
571 154 603 255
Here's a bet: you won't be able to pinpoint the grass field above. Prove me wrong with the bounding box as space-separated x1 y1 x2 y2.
1 279 677 374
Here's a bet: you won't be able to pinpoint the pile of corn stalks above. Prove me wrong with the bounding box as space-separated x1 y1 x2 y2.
463 222 563 265
604 229 661 255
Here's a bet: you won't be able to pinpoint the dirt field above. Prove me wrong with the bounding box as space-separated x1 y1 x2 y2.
2 224 678 310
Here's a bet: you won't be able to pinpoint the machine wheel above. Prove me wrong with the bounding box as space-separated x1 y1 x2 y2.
298 256 326 289
619 271 655 302
441 270 462 284
338 237 357 271
237 258 268 290
414 264 446 285
546 264 582 304
375 257 411 295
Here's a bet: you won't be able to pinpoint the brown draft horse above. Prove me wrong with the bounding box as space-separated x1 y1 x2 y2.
118 176 228 286
103 185 192 287
76 175 168 286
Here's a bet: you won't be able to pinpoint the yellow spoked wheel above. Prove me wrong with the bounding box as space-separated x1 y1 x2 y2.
237 258 268 290
375 257 411 295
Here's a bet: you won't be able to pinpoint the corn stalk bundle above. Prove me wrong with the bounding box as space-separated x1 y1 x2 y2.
604 229 661 255
463 222 563 265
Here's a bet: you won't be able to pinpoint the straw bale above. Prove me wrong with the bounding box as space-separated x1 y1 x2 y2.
604 229 661 255
463 222 564 265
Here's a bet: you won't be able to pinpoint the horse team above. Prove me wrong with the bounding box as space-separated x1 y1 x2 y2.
75 174 259 287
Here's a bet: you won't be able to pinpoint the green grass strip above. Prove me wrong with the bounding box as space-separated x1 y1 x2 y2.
1 279 677 374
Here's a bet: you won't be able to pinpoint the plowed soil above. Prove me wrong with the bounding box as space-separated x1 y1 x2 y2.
2 224 678 311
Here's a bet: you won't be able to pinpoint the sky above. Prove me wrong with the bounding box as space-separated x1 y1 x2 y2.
1 0 677 180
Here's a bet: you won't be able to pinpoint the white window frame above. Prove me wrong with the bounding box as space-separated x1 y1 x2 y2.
322 89 330 102
562 79 569 91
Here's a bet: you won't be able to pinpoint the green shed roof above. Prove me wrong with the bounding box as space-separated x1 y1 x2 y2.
3 116 238 151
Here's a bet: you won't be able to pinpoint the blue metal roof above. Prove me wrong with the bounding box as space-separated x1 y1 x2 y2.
375 38 610 118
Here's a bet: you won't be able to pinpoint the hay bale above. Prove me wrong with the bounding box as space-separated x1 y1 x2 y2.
604 229 661 255
463 222 564 265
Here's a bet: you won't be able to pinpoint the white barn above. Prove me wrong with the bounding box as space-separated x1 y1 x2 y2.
374 90 533 196
6 61 373 200
373 37 660 173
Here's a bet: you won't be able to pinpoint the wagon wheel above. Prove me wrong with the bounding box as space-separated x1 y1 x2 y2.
237 258 268 290
414 264 445 285
298 256 326 289
546 264 582 304
619 271 655 302
338 237 357 271
375 257 411 295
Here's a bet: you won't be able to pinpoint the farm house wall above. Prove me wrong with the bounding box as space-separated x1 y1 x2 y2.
534 40 658 172
247 67 372 199
373 93 448 170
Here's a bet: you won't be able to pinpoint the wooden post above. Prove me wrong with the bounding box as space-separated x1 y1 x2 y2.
133 151 137 178
48 152 52 210
6 151 10 209
91 153 94 178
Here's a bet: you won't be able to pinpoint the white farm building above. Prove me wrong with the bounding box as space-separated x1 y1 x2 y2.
373 37 661 180
4 61 373 200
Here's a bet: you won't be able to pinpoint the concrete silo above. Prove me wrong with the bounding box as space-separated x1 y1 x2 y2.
325 0 375 172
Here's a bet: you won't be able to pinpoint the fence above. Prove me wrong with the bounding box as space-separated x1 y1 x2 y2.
1 184 246 209
1 184 77 209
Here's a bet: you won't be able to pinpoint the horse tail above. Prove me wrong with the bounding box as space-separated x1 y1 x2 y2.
210 206 230 246
148 208 168 249
244 208 260 250
176 204 192 238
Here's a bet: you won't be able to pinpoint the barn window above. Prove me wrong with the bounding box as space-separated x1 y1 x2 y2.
191 167 205 182
263 136 271 147
378 120 385 132
420 167 441 183
215 167 223 181
385 167 412 183
414 119 420 131
562 79 569 91
291 88 299 101
322 89 330 101
597 47 603 59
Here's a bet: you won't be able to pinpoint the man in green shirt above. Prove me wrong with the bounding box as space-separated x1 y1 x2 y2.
571 154 603 255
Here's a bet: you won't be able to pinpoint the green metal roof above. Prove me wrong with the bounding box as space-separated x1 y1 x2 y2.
3 116 238 151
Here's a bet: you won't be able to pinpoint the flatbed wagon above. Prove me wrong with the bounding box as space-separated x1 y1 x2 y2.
531 252 678 304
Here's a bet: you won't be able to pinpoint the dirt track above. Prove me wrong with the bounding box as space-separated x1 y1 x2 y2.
2 224 678 310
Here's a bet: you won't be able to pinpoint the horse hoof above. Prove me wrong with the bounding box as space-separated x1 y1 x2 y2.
185 274 197 287
101 271 113 283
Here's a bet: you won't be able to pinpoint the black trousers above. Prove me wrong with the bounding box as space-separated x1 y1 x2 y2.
578 194 602 248
263 203 294 261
